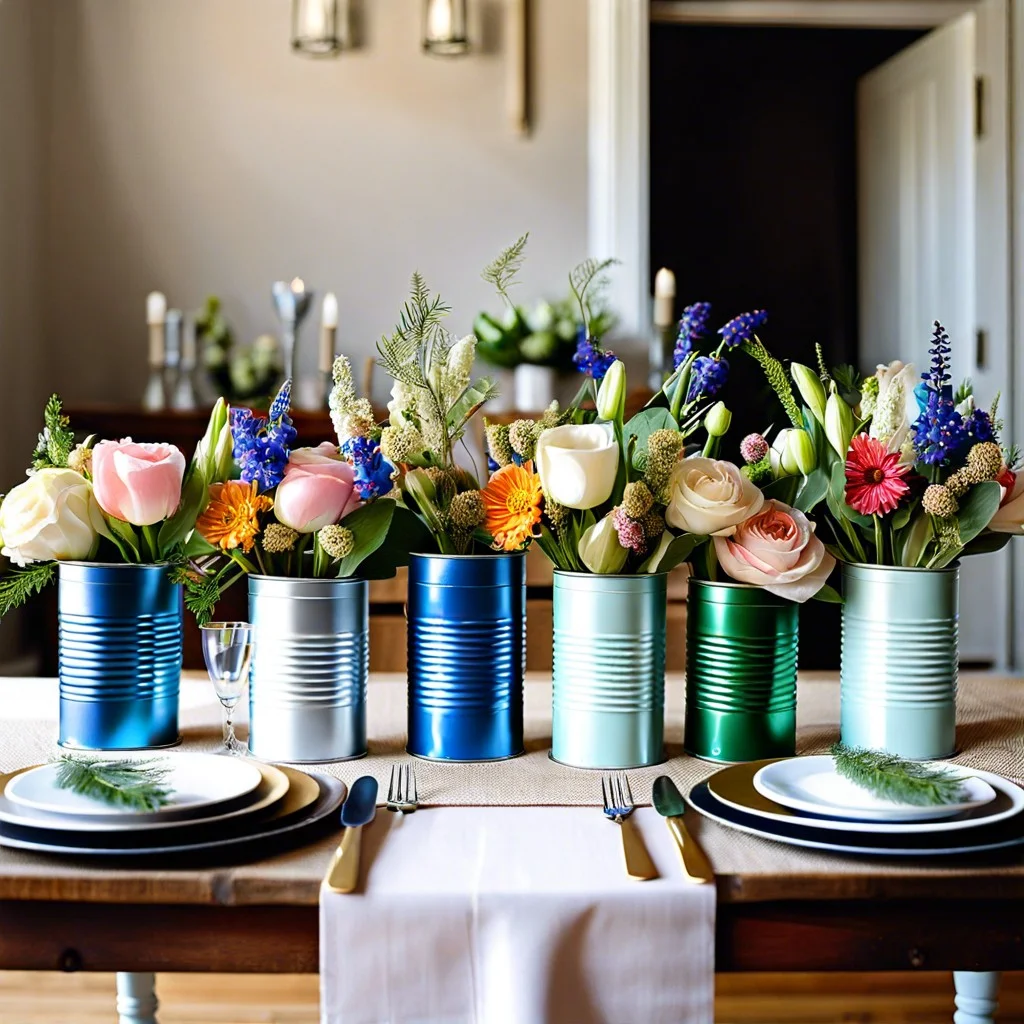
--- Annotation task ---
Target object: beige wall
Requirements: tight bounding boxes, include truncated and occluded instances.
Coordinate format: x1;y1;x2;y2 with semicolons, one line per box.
42;0;590;406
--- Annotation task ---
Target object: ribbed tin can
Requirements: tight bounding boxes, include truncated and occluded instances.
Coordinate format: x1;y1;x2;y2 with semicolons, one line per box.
685;580;798;763
551;571;667;769
407;552;525;761
840;562;958;759
248;575;368;763
58;562;182;750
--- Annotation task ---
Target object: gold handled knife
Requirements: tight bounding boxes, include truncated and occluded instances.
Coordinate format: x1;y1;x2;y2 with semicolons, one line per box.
324;775;377;894
652;775;714;884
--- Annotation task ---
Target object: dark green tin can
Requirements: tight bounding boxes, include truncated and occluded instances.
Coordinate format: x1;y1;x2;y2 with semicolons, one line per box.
684;580;798;762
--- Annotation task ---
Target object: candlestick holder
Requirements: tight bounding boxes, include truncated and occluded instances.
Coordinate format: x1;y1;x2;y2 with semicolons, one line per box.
271;278;314;385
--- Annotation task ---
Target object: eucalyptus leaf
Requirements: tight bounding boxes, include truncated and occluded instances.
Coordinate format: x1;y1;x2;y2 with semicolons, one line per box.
623;407;677;470
335;499;396;578
955;481;1001;546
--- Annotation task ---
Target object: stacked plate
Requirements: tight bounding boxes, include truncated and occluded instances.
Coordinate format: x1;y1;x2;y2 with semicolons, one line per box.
689;755;1024;855
0;754;345;858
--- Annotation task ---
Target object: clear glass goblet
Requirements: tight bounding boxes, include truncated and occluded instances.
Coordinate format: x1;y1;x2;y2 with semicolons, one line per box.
200;622;254;756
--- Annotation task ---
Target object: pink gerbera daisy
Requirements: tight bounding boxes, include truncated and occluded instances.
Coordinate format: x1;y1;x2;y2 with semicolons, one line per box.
844;433;910;516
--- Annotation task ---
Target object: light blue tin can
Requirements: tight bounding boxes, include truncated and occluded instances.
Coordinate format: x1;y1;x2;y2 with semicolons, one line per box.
551;571;667;769
840;562;959;759
248;576;368;763
58;562;182;750
407;552;526;762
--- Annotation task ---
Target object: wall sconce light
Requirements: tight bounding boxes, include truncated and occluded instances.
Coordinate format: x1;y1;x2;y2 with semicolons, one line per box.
292;0;349;56
423;0;469;57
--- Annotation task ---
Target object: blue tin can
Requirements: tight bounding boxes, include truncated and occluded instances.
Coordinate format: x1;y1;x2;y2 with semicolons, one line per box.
58;562;182;750
551;571;667;769
407;552;526;761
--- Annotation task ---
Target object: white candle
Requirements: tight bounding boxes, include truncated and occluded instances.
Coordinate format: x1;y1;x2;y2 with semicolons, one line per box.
653;267;676;328
300;0;327;39
146;291;166;367
320;292;338;374
426;0;453;40
146;291;167;325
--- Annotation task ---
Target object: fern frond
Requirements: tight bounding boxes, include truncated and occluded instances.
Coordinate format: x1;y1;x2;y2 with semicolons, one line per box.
482;232;530;306
830;742;967;806
742;340;803;428
32;394;76;470
55;755;173;811
569;257;619;338
815;342;829;380
0;562;56;618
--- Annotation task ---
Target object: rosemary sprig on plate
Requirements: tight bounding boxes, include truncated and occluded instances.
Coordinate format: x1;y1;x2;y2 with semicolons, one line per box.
54;755;174;812
830;743;968;806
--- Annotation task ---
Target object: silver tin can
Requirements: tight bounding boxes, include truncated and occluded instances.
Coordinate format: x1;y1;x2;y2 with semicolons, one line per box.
840;562;959;759
551;571;668;769
248;575;368;762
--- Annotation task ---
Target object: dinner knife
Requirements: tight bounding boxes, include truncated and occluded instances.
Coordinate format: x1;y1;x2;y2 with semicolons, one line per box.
652;776;714;884
324;775;378;894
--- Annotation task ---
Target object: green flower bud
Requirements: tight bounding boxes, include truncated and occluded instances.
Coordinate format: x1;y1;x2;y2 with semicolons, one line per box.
770;429;796;478
785;427;816;476
703;401;732;439
596;359;626;423
791;363;827;426
578;512;628;574
824;389;855;458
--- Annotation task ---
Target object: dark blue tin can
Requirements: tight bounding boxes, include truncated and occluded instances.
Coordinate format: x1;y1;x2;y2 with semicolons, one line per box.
58;563;183;750
407;552;526;761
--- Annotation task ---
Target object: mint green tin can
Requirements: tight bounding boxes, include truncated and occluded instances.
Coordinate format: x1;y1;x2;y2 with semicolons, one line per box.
551;571;667;769
685;580;798;763
840;563;958;760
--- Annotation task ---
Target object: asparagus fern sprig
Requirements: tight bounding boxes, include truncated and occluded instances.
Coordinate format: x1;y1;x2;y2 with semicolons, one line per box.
54;755;174;811
569;257;618;339
32;394;76;470
482;232;529;308
0;562;56;617
830;743;968;806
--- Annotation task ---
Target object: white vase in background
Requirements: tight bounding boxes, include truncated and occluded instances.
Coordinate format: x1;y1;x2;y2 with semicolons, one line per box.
513;363;556;412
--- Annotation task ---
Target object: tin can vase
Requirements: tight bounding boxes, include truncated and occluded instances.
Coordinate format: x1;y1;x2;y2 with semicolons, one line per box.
685;580;798;763
551;571;667;769
58;562;182;750
407;552;525;761
248;576;368;763
840;562;958;759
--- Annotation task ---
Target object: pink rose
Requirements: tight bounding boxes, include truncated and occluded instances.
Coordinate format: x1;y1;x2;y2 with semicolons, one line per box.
91;439;186;526
713;499;835;603
274;442;361;533
989;469;1024;534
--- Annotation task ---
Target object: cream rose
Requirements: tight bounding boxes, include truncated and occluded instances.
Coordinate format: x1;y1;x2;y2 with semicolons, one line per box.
535;424;618;510
664;457;764;536
713;499;836;603
0;469;108;566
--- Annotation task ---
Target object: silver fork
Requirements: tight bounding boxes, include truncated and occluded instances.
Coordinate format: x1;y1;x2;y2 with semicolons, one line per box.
386;763;419;814
601;772;658;881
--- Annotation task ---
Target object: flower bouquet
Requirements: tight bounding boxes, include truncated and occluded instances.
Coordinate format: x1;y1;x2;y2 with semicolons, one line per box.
0;395;231;749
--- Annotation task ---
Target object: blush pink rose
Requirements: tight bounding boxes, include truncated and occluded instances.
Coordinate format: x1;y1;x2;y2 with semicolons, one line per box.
91;439;186;526
713;499;835;603
989;469;1024;533
274;442;362;533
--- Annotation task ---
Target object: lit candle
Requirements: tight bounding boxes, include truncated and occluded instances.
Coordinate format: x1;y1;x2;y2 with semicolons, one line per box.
653;267;676;328
320;292;338;374
426;0;453;41
146;291;166;367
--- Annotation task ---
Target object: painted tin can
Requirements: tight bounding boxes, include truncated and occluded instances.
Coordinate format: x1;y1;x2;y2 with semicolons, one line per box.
58;562;182;750
551;571;667;769
407;552;526;761
840;562;958;759
685;580;798;763
248;575;368;763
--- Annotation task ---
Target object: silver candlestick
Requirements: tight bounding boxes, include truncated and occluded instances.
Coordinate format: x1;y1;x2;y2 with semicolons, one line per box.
271;278;314;385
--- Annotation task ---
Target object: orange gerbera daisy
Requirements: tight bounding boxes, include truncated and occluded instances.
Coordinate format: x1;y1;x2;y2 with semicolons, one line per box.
481;461;542;552
197;480;273;553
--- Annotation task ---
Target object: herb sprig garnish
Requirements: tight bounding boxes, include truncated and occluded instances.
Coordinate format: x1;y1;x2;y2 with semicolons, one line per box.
54;755;174;811
830;743;968;806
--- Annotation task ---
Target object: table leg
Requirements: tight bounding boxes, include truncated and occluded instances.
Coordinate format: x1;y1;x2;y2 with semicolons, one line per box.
953;971;1000;1024
115;971;159;1024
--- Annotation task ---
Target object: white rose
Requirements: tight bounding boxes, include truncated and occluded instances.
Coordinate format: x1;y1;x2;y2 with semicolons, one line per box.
0;469;108;566
535;424;619;510
664;457;764;537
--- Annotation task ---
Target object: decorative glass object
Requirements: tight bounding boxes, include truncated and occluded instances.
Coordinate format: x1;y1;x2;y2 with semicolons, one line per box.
292;0;348;56
201;622;255;756
423;0;469;56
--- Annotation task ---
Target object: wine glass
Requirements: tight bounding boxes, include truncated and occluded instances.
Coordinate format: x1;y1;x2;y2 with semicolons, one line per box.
200;622;254;756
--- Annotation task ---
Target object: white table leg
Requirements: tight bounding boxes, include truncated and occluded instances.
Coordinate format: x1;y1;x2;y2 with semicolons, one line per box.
115;971;159;1024
954;971;1001;1024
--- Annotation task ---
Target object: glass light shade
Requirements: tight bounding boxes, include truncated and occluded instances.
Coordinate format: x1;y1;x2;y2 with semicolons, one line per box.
292;0;348;56
423;0;469;56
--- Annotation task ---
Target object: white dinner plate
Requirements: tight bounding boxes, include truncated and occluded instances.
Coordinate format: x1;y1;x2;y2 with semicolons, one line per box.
4;754;263;821
753;755;997;822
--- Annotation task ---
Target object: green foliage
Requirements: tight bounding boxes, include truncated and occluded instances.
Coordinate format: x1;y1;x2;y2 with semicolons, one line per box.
169;564;229;626
157;462;207;557
643;532;699;574
0;562;56;618
481;232;529;306
741;340;803;428
830;364;863;407
623;407;677;472
830;743;967;806
955;481;1002;547
31;395;76;470
447;378;501;437
55;755;174;811
376;272;453;389
335;499;396;578
813;583;843;604
356;504;433;578
961;530;1012;557
954;377;973;405
569;257;618;337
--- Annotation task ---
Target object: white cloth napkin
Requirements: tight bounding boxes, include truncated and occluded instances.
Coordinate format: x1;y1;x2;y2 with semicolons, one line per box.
320;806;715;1024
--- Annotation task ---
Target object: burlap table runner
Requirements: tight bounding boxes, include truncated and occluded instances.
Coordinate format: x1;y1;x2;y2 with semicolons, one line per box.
2;672;1021;807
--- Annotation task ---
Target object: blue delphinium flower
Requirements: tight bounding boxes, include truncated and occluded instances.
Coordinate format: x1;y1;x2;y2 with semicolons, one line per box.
573;333;616;381
687;354;729;401
231;379;296;491
342;436;395;500
718;309;768;349
672;302;712;369
911;323;970;465
965;407;996;445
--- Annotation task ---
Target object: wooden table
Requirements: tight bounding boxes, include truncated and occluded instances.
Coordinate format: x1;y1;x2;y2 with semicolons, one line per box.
1;674;1021;1024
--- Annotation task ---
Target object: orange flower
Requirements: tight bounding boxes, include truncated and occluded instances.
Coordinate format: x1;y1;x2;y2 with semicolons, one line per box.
197;480;273;553
481;461;542;552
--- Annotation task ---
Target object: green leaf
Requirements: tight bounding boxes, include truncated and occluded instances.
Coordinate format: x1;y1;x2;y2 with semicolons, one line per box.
336;499;397;578
446;377;500;436
645;532;700;574
791;468;829;513
356;504;433;578
812;583;843;604
891;502;914;531
955;481;1002;546
827;459;873;528
623;407;677;470
157;464;207;557
104;516;141;562
900;511;933;567
961;529;1013;557
184;531;218;559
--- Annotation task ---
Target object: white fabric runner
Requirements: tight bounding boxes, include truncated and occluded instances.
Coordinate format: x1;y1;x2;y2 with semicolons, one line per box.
320;806;715;1024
